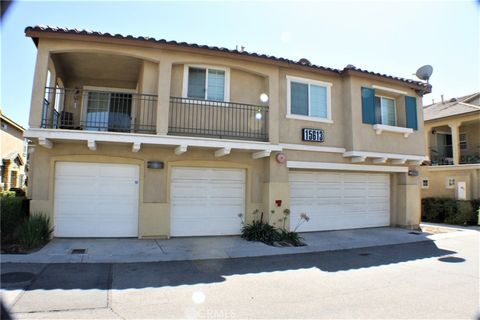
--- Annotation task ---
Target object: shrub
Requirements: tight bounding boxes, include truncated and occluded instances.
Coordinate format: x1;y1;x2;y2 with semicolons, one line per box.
471;199;480;224
422;198;479;225
1;197;30;242
278;229;305;246
9;188;26;197
241;209;310;246
19;214;53;250
444;201;473;225
0;191;16;198
241;219;280;245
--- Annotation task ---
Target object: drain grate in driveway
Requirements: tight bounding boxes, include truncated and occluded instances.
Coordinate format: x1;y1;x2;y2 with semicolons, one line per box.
1;272;35;283
359;253;371;256
409;231;421;235
71;249;87;254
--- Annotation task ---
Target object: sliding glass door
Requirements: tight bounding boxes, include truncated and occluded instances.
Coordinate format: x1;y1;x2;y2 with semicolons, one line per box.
84;91;132;132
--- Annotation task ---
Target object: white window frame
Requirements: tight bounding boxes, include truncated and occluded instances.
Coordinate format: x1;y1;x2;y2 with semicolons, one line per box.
286;75;333;124
421;178;429;189
81;86;137;127
182;64;230;102
376;95;397;126
459;133;467;150
446;177;456;189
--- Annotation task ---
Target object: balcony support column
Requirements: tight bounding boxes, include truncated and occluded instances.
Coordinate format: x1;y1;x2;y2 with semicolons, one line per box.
30;45;50;129
448;123;460;165
267;70;279;144
156;59;172;135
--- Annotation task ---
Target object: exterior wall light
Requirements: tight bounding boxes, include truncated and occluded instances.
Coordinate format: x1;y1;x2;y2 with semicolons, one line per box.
255;109;263;120
260;93;269;103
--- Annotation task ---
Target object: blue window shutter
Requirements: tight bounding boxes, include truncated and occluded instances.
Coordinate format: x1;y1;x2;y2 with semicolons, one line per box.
361;87;376;124
405;96;418;130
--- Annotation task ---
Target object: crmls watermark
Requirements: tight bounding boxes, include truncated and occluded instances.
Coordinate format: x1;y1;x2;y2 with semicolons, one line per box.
184;307;236;319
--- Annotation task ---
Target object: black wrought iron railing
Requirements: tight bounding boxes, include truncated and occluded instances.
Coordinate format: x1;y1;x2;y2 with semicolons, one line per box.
168;97;269;141
41;87;157;134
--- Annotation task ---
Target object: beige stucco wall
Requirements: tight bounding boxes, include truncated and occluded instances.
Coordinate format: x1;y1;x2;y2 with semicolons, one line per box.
29;142;268;238
29;144;421;237
344;76;425;155
420;167;480;200
1;120;24;159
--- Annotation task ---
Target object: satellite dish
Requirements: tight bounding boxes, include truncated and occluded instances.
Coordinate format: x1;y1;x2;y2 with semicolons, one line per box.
415;65;433;83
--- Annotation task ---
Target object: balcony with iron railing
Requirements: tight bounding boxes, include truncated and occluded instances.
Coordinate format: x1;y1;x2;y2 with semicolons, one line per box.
40;88;270;142
168;97;269;142
41;87;157;134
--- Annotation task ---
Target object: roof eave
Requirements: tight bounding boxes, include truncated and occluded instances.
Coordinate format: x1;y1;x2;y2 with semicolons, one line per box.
424;109;480;122
342;69;431;93
24;26;431;92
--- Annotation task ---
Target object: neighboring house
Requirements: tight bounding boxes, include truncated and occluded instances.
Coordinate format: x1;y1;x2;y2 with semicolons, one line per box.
24;25;431;238
420;93;480;200
1;110;26;190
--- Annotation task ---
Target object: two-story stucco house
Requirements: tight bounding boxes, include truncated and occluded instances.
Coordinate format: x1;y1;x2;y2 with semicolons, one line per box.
1;110;26;190
24;26;431;238
420;93;480;200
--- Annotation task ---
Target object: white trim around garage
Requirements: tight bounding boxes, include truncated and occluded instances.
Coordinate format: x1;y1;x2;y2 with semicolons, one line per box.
286;161;409;173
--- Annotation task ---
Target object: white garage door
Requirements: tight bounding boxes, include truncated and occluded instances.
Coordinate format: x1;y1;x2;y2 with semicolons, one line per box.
289;171;390;232
54;162;139;237
171;167;245;236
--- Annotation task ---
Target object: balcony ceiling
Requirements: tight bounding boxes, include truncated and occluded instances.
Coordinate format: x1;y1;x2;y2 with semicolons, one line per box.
52;52;141;84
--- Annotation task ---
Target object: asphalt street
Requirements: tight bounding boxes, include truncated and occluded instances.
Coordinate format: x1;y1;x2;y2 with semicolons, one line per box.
1;232;478;319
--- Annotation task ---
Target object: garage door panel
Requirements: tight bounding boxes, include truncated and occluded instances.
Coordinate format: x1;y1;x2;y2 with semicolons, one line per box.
54;162;139;238
99;165;137;178
55;163;99;177
100;183;137;196
290;172;390;232
171;167;245;236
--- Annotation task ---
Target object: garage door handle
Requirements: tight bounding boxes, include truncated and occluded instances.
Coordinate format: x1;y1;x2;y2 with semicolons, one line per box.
134;180;138;184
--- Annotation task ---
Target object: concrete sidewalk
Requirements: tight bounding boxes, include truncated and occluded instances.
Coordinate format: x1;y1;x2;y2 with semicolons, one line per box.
1;226;476;263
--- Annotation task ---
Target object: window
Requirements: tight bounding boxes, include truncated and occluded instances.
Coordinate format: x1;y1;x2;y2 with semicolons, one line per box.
375;96;396;126
421;178;429;189
460;133;467;150
287;76;332;122
184;66;229;101
447;177;456;189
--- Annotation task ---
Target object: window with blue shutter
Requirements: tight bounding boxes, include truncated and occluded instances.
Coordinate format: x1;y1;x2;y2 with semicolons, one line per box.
361;87;376;124
405;96;418;130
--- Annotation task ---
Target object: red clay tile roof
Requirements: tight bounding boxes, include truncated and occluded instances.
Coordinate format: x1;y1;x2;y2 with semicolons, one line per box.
25;25;431;92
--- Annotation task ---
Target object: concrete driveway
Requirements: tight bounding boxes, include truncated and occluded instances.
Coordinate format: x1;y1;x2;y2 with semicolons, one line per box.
1;229;478;319
0;226;464;263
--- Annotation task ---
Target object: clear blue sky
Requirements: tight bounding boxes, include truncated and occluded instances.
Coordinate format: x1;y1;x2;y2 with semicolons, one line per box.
1;0;479;127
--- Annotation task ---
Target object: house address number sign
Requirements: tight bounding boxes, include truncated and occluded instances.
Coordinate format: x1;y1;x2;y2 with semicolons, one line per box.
302;128;325;142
